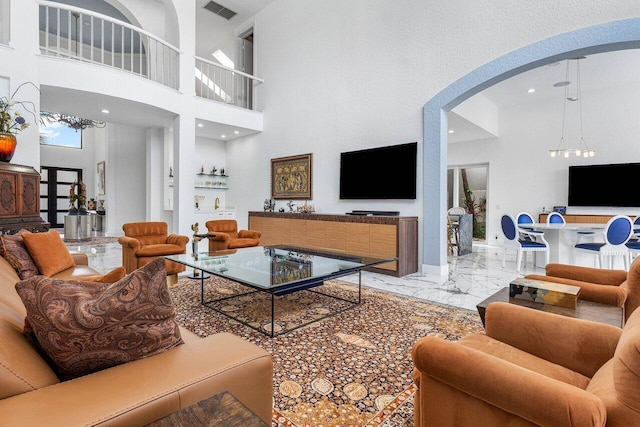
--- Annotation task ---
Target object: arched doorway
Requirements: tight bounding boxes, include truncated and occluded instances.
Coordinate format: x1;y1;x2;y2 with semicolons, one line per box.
422;17;640;276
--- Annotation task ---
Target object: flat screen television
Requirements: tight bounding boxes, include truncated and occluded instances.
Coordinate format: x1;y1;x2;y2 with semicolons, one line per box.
340;142;417;199
568;162;640;207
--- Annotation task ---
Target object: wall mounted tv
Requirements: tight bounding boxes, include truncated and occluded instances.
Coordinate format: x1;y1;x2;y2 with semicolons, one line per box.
340;142;417;200
568;162;640;207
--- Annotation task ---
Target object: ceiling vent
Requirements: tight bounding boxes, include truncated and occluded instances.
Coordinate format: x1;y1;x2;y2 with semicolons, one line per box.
204;1;237;20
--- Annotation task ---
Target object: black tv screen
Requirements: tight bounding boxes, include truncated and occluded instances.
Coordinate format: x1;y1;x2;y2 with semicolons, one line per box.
340;142;417;199
568;163;640;207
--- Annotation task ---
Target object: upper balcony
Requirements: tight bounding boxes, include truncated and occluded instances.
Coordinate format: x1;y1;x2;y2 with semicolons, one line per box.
36;1;263;113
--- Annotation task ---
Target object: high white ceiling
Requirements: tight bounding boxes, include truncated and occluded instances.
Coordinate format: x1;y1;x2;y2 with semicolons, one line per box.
448;48;640;142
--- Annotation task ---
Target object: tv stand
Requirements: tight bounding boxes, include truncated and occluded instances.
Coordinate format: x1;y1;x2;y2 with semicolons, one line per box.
248;212;418;277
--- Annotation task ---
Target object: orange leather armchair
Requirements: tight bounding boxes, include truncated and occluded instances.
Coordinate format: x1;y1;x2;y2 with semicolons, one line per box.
205;220;261;251
118;222;189;282
412;301;640;427
525;255;640;322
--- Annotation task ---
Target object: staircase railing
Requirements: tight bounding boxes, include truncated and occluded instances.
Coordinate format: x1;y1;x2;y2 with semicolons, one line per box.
37;1;180;90
195;56;263;110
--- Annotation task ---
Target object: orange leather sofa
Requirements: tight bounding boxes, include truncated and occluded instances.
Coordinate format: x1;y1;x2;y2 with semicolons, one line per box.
525;255;640;321
0;253;273;425
118;222;189;282
412;301;640;426
205;219;261;251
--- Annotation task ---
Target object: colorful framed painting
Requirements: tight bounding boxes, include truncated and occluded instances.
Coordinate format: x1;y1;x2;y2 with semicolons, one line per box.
271;153;312;200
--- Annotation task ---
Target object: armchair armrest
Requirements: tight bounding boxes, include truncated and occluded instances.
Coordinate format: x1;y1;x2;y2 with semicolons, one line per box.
485;302;621;377
239;230;261;239
166;234;189;248
546;263;627;286
69;251;88;266
118;236;141;251
412;337;607;427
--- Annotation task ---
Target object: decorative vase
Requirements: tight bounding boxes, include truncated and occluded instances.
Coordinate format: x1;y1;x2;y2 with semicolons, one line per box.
0;133;17;162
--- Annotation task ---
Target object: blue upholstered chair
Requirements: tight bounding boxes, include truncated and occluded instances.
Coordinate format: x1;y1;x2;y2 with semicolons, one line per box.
516;212;535;228
501;214;549;272
573;215;633;270
546;212;566;224
627;216;640;262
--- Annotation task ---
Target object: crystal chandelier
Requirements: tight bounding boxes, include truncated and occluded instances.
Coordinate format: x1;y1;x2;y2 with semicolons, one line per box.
41;111;106;131
549;57;595;158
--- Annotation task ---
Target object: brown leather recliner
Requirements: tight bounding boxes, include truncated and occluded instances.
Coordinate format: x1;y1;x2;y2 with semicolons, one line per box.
118;222;189;281
412;301;640;427
205;219;261;251
525;255;640;322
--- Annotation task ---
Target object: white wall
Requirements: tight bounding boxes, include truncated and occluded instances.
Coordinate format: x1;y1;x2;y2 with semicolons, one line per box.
225;0;640;264
105;123;146;233
449;82;640;245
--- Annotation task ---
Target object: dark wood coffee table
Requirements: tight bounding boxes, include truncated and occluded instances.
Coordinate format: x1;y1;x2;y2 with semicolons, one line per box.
145;390;267;426
476;287;623;328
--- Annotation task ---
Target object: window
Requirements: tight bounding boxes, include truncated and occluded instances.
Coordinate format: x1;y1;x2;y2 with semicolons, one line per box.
40;121;82;149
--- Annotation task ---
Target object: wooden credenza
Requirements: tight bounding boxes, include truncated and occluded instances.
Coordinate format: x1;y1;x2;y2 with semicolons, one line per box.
538;214;616;224
0;162;49;234
248;212;418;277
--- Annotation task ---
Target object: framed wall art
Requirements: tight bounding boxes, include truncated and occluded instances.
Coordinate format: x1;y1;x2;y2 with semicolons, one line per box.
271;153;312;200
97;161;105;195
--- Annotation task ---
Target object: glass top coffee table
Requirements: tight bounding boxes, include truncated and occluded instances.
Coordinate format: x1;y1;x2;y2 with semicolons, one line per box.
166;245;396;337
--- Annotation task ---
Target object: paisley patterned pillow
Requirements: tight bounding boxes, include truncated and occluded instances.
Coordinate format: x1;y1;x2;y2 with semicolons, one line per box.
15;258;183;380
0;230;40;279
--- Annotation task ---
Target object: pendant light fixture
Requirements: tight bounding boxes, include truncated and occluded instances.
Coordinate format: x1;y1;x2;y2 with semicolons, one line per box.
549;57;595;158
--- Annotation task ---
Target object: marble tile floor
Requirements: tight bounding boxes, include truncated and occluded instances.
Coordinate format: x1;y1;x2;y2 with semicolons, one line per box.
70;237;547;312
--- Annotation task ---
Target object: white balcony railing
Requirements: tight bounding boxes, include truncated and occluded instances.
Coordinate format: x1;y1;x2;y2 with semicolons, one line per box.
195;56;263;110
38;1;179;90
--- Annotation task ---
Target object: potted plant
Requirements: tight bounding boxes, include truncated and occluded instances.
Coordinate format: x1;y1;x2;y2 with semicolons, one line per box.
0;82;39;162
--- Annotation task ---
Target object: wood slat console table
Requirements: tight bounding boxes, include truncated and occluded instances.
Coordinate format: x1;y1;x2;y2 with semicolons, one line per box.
248;212;418;277
539;214;615;224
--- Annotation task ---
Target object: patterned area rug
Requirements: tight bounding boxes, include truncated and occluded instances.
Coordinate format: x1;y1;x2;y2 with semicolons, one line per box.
170;276;484;426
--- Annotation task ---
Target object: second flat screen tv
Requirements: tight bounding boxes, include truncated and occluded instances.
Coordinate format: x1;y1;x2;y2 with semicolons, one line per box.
340;142;417;199
568;162;640;207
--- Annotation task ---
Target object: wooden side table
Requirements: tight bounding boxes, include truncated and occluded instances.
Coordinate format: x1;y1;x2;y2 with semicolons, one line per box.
145;390;268;427
477;287;623;328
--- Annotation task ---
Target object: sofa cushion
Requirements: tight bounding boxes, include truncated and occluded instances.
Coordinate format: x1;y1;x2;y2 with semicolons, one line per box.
15;258;183;380
136;243;185;257
22;230;75;277
0;302;60;399
459;334;591;389
0;230;40;280
81;266;127;283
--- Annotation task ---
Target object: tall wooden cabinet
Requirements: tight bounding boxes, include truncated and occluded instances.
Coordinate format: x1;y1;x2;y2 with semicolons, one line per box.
0;162;49;234
248;212;418;277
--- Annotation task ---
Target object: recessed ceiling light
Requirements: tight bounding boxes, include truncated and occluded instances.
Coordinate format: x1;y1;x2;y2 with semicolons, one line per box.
197;123;203;128
101;109;110;114
221;134;226;138
448;130;454;134
234;130;239;134
527;88;535;93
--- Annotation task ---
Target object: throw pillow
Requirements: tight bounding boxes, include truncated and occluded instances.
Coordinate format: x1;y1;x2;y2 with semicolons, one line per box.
15;258;183;380
22;230;75;277
0;230;40;279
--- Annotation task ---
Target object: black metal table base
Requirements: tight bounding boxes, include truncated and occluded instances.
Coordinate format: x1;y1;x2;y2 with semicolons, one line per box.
194;271;362;337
